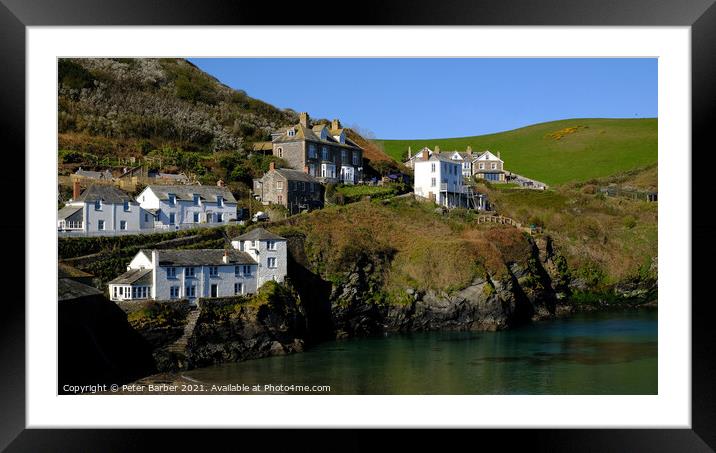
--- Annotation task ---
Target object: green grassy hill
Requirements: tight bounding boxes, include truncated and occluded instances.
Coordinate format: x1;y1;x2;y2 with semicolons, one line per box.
377;118;657;186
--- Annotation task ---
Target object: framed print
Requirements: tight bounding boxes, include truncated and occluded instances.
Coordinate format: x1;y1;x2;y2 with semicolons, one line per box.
4;0;715;450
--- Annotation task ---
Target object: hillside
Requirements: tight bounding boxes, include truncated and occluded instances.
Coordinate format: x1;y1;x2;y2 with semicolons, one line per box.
376;118;657;185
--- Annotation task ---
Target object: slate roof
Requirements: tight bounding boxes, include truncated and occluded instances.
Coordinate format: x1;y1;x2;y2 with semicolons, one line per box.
272;123;361;150
75;168;113;180
57;205;83;220
74;185;135;204
274;168;320;183
139;249;257;266
156;173;189;182
58;278;103;302
232;227;286;242
108;268;153;285
146;185;237;204
429;153;462;164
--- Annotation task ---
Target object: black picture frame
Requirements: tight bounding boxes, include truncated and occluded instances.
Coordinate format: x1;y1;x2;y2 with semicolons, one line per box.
3;0;714;450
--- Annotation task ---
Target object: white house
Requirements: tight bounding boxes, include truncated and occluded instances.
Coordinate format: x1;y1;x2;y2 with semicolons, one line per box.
57;183;154;233
109;227;287;304
404;146;433;169
413;152;468;208
136;183;238;228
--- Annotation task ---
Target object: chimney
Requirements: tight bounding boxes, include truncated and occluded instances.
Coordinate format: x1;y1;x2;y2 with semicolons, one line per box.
466;145;472;154
151;250;158;265
434;145;440;154
303;165;309;174
408;146;412;159
217;179;225;187
72;180;81;199
497;151;501;160
269;162;275;171
331;119;341;130
299;112;309;127
423;150;431;161
223;249;229;264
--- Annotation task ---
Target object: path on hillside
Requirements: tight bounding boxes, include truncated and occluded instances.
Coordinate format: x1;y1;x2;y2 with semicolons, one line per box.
167;307;201;354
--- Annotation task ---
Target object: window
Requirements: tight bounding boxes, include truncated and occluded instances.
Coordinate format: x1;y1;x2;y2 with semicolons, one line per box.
431;178;436;187
276;181;283;190
209;266;219;277
277;147;283;157
193;212;199;223
267;240;276;250
267;257;277;269
193;194;200;206
252;240;258;249
217;196;223;207
287;128;295;136
322;147;329;161
166;267;177;279
119;287;123;296
185;267;195;278
277;194;283;204
341;150;348;161
170;286;180;299
299;182;304;191
308;144;317;158
235;266;241;276
123;200;130;212
309;163;317;176
243;265;252;276
310;183;315;193
120;220;127;230
142;287;148;298
169;213;175;225
353;153;360;165
144;213;149;222
168;194;176;206
97;220;105;230
234;283;243;295
431;163;436;173
210;284;218;298
113;287;117;299
186;285;196;298
94;199;102;210
479;163;485;170
491;163;497;170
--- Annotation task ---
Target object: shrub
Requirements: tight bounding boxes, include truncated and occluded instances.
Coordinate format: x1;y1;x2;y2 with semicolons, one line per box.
623;215;637;229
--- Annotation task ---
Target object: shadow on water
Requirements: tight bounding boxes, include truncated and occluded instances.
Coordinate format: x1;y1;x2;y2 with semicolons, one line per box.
185;308;657;395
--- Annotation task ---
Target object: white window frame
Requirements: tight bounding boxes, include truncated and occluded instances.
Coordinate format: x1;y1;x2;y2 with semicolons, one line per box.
169;212;175;225
267;257;277;269
276;181;283;190
166;267;177;279
209;266;219;277
97;220;105;230
120;220;127;230
123;200;130;212
234;283;243;295
431;163;436;173
267;240;276;251
95;199;103;211
491;163;497;170
193;212;200;223
431;178;436;187
243;265;252;276
185;267;195;278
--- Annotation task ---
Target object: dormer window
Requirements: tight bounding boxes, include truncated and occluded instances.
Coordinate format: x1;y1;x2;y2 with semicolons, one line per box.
168;194;176;206
287;128;295;137
217;196;223;207
193;194;200;206
123;200;130;212
94;199;103;211
322;147;329;161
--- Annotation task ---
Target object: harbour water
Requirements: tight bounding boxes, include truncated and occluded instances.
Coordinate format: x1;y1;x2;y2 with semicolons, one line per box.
184;310;657;394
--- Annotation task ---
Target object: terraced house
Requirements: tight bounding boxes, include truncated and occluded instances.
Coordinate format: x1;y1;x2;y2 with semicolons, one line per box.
271;112;363;184
109;228;287;304
57;183;154;233
136;183;238;228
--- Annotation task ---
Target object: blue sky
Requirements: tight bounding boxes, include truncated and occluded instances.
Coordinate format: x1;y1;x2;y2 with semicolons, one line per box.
188;58;657;140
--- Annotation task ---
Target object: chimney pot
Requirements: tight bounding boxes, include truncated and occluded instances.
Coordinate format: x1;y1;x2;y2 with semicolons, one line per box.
408;146;412;159
269;162;275;171
434;145;440;154
331;119;341;130
72;180;81;199
217;179;224;187
299;112;309;127
223;249;229;263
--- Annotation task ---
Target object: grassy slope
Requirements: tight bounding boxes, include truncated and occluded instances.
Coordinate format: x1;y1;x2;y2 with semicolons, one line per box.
376;118;657;186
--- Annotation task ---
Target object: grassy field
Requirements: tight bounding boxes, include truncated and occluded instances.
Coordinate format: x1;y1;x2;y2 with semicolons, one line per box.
376;118;657;186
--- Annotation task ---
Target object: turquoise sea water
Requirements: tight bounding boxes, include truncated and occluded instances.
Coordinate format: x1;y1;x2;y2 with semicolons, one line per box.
184;310;657;395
